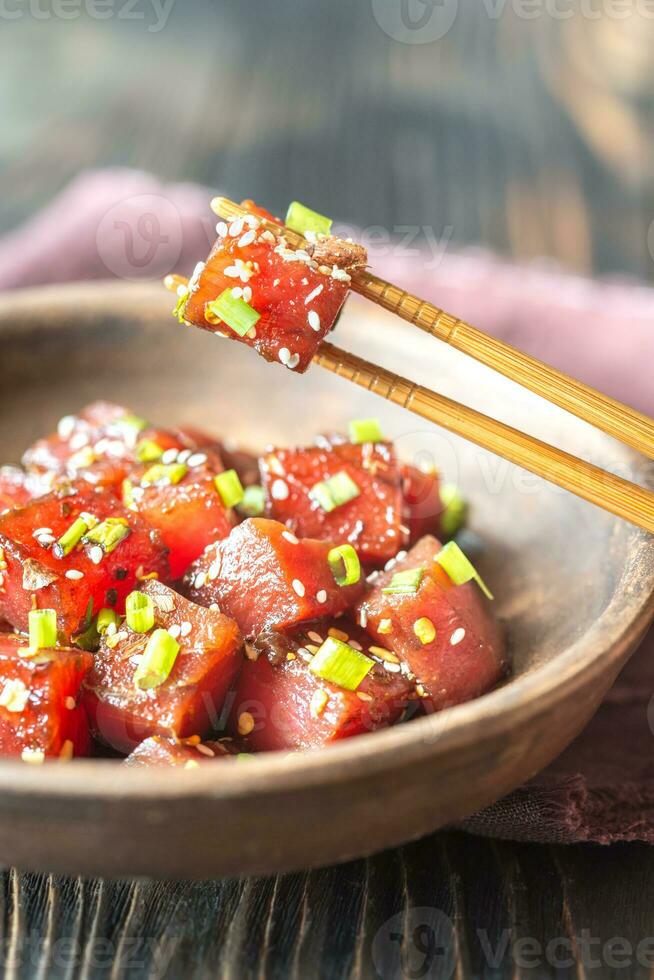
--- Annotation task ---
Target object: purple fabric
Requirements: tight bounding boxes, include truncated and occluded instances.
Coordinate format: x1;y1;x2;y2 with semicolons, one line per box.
3;168;654;844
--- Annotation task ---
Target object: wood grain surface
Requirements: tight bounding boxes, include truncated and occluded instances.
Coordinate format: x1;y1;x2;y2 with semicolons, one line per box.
1;1;654;975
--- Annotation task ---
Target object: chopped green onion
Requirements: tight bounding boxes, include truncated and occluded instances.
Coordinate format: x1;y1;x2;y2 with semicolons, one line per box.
286;201;333;237
126;591;155;633
382;566;425;595
327;544;361;586
214;469;245;508
117;413;148;436
136;439;164;463
54;516;90;558
310;471;360;513
309;636;374;691
28;609;57;651
97;608;119;635
348;418;384;445
134;628;179;690
435;541;493;600
141;463;188;486
173;293;188;324
237;485;265;518
440;484;467;538
206;289;260;338
83;518;131;555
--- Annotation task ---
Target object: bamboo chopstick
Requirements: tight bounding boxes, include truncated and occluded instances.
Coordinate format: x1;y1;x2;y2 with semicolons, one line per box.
314;342;654;535
211;197;654;461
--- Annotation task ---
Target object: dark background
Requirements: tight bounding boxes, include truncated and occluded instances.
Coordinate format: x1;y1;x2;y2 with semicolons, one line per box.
2;1;654;976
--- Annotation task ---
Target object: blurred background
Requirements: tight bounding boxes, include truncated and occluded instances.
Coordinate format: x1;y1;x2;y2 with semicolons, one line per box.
1;0;653;279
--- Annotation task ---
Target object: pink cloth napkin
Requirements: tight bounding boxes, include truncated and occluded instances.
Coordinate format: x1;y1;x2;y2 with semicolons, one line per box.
3;168;654;843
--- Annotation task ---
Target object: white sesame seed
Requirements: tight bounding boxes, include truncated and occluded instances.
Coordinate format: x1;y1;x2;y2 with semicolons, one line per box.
292;579;306;598
33;527;53;537
383;661;401;673
282;531;298;545
271;479;289;501
231;286;243;299
88;546;103;566
177;449;192;464
194;572;207;589
307;630;323;644
36;534;55;547
69;431;89;451
349;640;363;651
161;448;178;464
187;453;207;468
359;609;368;628
208;561;220;581
209;603;219;612
216;221;228;238
106;622;117;637
278;347;291;365
229;219;244;237
304;284;324;305
180;621;192;637
195;743;215;757
242;286;252;302
286;353;300;370
450;627;466;646
238;230;256;248
57;415;76;440
273;278;280;287
316;590;328;604
297;648;313;662
224;265;241;278
65;569;84;580
65;696;76;710
168;624;182;639
307;310;321;332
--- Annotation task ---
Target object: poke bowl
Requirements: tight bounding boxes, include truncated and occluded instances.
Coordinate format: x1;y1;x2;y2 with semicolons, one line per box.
0;279;652;879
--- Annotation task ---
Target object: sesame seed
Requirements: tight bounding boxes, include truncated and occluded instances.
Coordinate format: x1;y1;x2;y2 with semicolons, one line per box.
69;431;89;451
359;609;368;628
349;640;363;651
383;661;401;673
231;286;243;299
229;219;244;237
216;221;228;237
316;590;327;604
278;347;291;365
357;691;373;702
208;561;220;581
304;284;324;305
65;569;84;580
450;627;466;646
310;689;329;718
65;696;76;710
238;711;255;735
224;265;241;278
209;603;219;611
57;415;76;440
161;448;179;464
88;546;103;566
168;624;182;639
307;630;323;644
187;453;207;468
271;479;289;501
180;621;192;638
328;627;349;642
106;622;117;637
282;531;299;545
194;572;207;589
369;645;395;661
242;286;252;302
33;528;53;537
238;230;256;248
307;310;321;332
292;579;306;597
195;743;215;757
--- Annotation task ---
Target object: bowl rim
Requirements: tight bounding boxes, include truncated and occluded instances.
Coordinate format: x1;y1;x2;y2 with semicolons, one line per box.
1;281;653;803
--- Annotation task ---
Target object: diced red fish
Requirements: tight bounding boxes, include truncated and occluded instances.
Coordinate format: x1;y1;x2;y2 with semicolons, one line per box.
229;619;414;751
181;213;351;373
402;464;443;544
356;536;505;712
0;634;92;760
261;441;407;564
185;518;365;637
0;486;169;637
83;580;242;753
124;734;239;767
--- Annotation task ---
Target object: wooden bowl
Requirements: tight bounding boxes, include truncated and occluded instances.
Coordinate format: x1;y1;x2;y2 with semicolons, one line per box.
0;281;653;879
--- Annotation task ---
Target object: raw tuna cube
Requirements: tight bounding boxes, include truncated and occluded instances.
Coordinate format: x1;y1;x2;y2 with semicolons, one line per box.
260;441;408;564
185;518;365;637
0;633;92;760
124;734;239;767
356;536;506;712
83;580;242;753
123;446;235;579
229;618;414;751
0;468;34;514
180;210;356;373
0;486;169;637
402;464;443;544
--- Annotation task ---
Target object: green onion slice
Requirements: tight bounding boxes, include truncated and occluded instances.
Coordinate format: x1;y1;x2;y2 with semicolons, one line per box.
348;418;384;445
309;636;374;691
206;289;260;338
286;201;333;237
136;439;164;463
97;608;119;635
439;483;467;538
54;516;90;558
382;566;424;595
141;463;188;486
327;544;361;587
236;485;265;518
310;471;360;513
126;592;155;634
435;541;493;599
173;293;188;324
134;628;180;690
28;608;57;651
83;518;131;555
214;469;245;508
116;413;148;437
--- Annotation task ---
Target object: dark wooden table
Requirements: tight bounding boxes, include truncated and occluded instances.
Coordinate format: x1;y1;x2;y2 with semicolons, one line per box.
2;2;654;975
